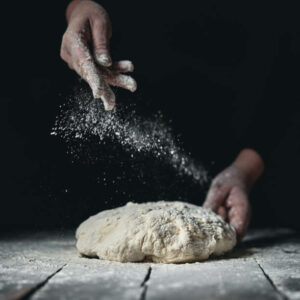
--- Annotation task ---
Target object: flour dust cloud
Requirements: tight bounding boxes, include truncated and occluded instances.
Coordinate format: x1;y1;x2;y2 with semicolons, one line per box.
51;89;208;184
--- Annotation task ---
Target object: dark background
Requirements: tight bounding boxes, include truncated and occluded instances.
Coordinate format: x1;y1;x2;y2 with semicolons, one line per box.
1;1;300;230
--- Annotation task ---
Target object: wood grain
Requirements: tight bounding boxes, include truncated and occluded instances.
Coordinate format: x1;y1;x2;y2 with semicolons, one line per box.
0;229;299;300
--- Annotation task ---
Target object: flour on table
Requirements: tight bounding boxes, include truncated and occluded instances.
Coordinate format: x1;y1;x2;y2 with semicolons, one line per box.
76;201;236;263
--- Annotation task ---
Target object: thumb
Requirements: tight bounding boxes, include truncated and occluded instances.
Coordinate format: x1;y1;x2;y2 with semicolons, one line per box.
91;18;112;67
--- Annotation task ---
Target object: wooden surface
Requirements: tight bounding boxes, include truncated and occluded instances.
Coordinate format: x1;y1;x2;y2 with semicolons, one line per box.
0;229;299;300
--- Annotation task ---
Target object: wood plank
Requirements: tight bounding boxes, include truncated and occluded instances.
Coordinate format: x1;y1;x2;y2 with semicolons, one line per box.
1;229;299;300
31;258;149;300
0;231;69;300
146;257;283;300
254;234;300;300
0;231;149;300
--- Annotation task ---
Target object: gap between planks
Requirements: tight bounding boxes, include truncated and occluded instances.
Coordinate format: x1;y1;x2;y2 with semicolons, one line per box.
254;258;289;300
6;264;67;300
140;266;152;300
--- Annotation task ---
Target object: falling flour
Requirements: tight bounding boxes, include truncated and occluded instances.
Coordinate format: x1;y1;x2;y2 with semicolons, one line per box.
51;89;208;184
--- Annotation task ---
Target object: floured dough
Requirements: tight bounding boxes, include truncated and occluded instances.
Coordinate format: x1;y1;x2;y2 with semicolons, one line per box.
76;201;236;263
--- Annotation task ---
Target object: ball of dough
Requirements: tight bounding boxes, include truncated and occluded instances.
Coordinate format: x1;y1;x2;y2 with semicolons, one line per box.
76;201;236;263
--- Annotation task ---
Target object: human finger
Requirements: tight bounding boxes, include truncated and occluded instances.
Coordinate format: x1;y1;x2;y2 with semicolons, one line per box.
91;14;112;67
203;180;230;211
227;190;250;239
112;60;134;73
106;74;137;92
71;35;115;110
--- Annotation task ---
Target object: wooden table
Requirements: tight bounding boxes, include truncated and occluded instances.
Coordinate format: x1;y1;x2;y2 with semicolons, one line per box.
0;229;299;300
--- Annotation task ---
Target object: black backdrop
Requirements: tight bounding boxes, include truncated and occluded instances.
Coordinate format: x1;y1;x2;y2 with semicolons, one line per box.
1;1;300;230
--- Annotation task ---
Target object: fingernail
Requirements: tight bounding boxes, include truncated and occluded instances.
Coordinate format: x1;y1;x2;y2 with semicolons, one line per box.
97;54;112;67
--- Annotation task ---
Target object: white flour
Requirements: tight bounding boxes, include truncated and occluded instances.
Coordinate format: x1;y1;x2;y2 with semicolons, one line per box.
76;201;236;263
51;89;208;183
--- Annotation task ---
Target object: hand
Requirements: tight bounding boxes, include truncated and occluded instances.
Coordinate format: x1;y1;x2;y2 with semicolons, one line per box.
203;165;251;239
60;0;137;110
203;149;264;240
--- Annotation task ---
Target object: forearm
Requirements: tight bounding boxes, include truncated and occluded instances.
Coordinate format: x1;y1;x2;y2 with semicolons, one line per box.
232;148;265;190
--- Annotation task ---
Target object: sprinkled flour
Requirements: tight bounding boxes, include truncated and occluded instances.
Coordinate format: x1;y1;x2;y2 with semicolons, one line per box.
51;89;208;184
76;201;237;263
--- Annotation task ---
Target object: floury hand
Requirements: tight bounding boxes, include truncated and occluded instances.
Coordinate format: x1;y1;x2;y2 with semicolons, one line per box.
60;0;137;110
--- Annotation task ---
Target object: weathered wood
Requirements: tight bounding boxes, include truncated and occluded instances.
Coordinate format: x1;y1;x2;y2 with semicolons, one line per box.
253;234;300;300
146;258;282;300
146;229;300;300
0;231;69;300
0;231;149;300
31;259;149;300
0;229;299;300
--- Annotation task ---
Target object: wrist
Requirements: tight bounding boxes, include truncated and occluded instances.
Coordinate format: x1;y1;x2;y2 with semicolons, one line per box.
232;148;264;190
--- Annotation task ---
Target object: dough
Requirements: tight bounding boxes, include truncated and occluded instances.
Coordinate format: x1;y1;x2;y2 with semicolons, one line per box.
76;201;236;263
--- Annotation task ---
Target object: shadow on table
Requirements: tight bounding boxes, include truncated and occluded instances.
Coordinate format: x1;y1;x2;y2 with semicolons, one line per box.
213;228;299;261
241;228;298;248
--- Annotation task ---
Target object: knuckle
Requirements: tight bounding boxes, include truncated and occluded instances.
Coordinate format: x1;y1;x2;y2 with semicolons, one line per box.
67;62;74;70
212;179;222;190
92;15;107;28
60;48;66;60
94;42;108;51
62;31;72;45
60;47;69;62
61;32;77;55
